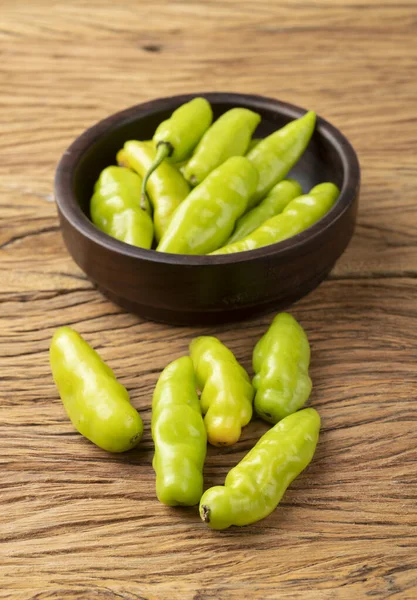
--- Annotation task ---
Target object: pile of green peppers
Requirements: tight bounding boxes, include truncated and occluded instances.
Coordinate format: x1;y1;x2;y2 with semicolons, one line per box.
50;311;321;529
90;97;340;254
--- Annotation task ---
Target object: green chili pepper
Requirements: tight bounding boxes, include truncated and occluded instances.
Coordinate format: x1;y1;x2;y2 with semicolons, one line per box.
116;144;152;170
141;97;213;203
152;356;207;506
90;166;153;249
116;148;131;169
50;327;143;453
253;313;311;424
190;336;254;446
227;179;303;244
183;108;261;186
211;182;339;255
246;111;316;208
123;140;190;242
199;408;320;529
157;156;259;255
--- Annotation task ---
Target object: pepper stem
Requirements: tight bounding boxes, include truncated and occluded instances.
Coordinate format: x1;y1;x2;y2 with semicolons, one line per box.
140;142;172;210
201;504;211;523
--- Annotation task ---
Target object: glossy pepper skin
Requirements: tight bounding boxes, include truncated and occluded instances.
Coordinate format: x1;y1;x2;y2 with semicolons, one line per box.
253;313;312;424
199;408;320;529
116;148;131;169
227;179;302;244
157;156;259;255
190;336;254;446
142;97;213;202
123;140;190;242
90;166;153;249
152;356;207;506
211;182;339;255
50;327;143;453
246;111;316;208
183;108;261;186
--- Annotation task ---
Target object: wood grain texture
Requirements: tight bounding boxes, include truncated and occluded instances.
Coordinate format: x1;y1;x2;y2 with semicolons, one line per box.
0;1;416;598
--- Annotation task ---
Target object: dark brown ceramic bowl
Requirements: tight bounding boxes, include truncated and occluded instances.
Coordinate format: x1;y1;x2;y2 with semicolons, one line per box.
54;92;360;325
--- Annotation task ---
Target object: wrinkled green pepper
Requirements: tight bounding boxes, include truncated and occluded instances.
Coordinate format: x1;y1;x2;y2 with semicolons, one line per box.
199;408;320;529
253;313;312;424
123;140;190;242
227;179;303;244
152;356;207;506
183;108;261;186
50;327;143;453
211;182;339;255
246;111;316;208
90;166;153;249
190;336;254;446
142;97;213;201
157;156;259;255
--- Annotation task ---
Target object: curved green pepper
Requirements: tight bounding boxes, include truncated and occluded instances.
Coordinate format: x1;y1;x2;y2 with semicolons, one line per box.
183;108;261;186
227;179;303;244
142;97;213;201
246;111;316;208
152;356;207;506
90;166;153;249
50;327;143;453
253;312;312;423
211;182;339;255
157;156;259;255
123;140;190;242
190;336;254;446
199;408;320;529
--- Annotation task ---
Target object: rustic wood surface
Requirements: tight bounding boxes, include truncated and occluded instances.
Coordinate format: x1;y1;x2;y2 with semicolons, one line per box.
1;1;416;598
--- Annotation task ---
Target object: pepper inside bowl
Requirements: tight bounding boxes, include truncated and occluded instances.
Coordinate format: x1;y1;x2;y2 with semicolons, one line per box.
54;92;360;325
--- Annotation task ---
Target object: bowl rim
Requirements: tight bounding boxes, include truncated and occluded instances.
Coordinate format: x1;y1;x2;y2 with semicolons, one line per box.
54;92;360;266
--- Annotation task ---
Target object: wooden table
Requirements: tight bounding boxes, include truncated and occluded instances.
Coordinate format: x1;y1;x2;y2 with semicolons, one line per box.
1;1;416;598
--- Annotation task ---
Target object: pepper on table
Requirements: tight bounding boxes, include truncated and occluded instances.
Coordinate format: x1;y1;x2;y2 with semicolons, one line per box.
90;166;153;249
123;140;190;242
211;182;339;255
141;97;213;202
199;408;321;529
49;327;143;453
152;356;207;506
253;312;312;424
190;336;254;446
156;156;259;255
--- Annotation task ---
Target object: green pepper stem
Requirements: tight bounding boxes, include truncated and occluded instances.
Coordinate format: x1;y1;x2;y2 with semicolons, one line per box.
140;142;173;209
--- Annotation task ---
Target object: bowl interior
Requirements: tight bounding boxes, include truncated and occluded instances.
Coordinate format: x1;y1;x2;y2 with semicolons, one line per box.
72;97;345;222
